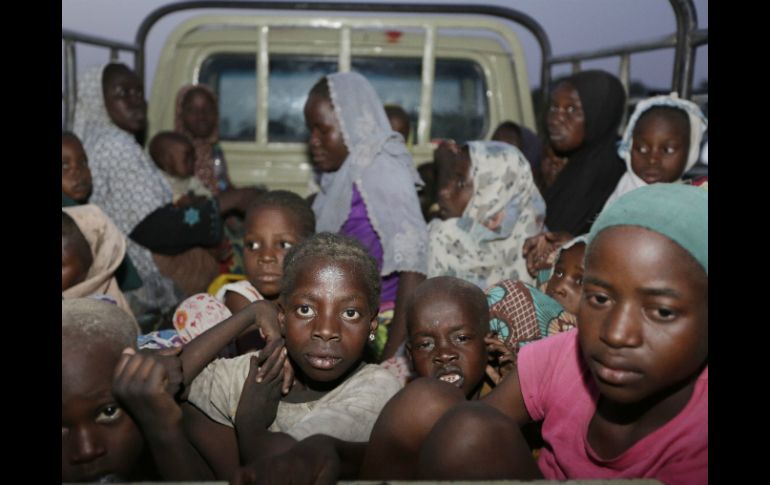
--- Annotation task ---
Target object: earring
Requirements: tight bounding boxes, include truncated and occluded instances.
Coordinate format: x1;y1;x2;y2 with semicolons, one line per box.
369;332;376;342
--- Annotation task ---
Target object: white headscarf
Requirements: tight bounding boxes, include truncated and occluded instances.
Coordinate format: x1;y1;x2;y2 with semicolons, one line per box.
312;72;428;276
427;141;546;289
73;63;179;313
605;93;708;208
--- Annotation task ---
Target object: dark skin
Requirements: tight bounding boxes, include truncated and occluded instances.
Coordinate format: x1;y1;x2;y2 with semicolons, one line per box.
630;108;690;184
522;230;574;277
62;340;149;483
62;136;93;203
196;259;377;480
106;301;288;481
62;235;92;292
579;226;707;458
226;205;305;316
304;90;425;362
181;88;219;140
303;93;349;173
434;140;473;220
102;64;147;135
545;242;586;314
405;276;489;399
546;81;586;155
237;277;496;484
540;143;568;190
491;124;523;148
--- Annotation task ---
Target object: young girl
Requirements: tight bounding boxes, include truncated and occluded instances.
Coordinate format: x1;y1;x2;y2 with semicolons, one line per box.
604;93;708;207
175;84;232;194
183;232;403;479
371;183;707;483
303;72;428;360
172;190;315;353
428;140;545;288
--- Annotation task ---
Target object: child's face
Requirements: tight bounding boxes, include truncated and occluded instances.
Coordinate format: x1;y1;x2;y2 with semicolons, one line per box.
631;110;690;184
545;243;585;314
62;343;144;482
244;205;304;300
102;66;147;134
279;257;377;384
435;141;473;220
62;238;91;292
181;90;217;139
547;82;586;153
164;140;196;178
62;137;93;203
578;226;708;406
407;295;487;398
303;93;349;173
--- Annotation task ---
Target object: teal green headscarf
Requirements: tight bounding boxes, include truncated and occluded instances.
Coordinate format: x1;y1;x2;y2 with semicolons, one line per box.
587;183;707;274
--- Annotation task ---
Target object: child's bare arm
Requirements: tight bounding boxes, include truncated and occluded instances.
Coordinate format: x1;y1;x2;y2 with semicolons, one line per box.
381;271;426;361
112;348;214;480
481;360;532;426
180;301;284;390
181;402;240;480
234;344;295;465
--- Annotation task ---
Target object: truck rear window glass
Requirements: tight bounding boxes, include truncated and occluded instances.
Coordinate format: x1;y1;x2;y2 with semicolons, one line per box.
199;54;488;143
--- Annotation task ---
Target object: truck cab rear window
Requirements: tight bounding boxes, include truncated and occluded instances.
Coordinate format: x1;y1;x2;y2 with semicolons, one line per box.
199;54;488;143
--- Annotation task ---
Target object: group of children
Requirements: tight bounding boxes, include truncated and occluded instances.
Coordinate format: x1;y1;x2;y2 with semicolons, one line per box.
63;64;708;484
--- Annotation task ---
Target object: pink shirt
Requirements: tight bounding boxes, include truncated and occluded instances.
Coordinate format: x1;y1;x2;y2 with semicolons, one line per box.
518;330;708;485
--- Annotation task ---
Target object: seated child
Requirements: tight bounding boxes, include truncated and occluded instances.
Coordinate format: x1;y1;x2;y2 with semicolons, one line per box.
62;298;156;482
172;190;316;355
384;104;411;144
62;206;137;324
523;94;706;279
428;140;545;288
182;233;403;479
148;131;213;205
404;276;490;399
542;235;587;311
491;120;544;176
362;183;708;483
62;132;93;206
226;275;496;483
605;93;707;208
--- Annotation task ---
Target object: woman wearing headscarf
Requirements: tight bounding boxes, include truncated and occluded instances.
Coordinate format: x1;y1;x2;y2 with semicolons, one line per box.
73;63;224;323
427;140;546;289
174;84;232;194
303;71;428;360
523;70;627;277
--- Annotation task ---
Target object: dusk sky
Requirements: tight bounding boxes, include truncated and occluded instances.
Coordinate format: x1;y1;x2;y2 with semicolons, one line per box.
62;0;708;93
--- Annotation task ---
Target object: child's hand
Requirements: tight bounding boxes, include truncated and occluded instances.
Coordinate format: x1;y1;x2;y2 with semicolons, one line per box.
484;334;515;385
112;347;183;432
522;231;572;277
231;435;340;485
138;346;184;396
253;301;295;395
234;340;287;434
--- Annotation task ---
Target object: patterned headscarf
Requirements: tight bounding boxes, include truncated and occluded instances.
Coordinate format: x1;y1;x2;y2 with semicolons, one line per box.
312;72;428;276
73;63;178;314
604;93;708;208
62;204;135;321
427;141;546;289
174;84;228;194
